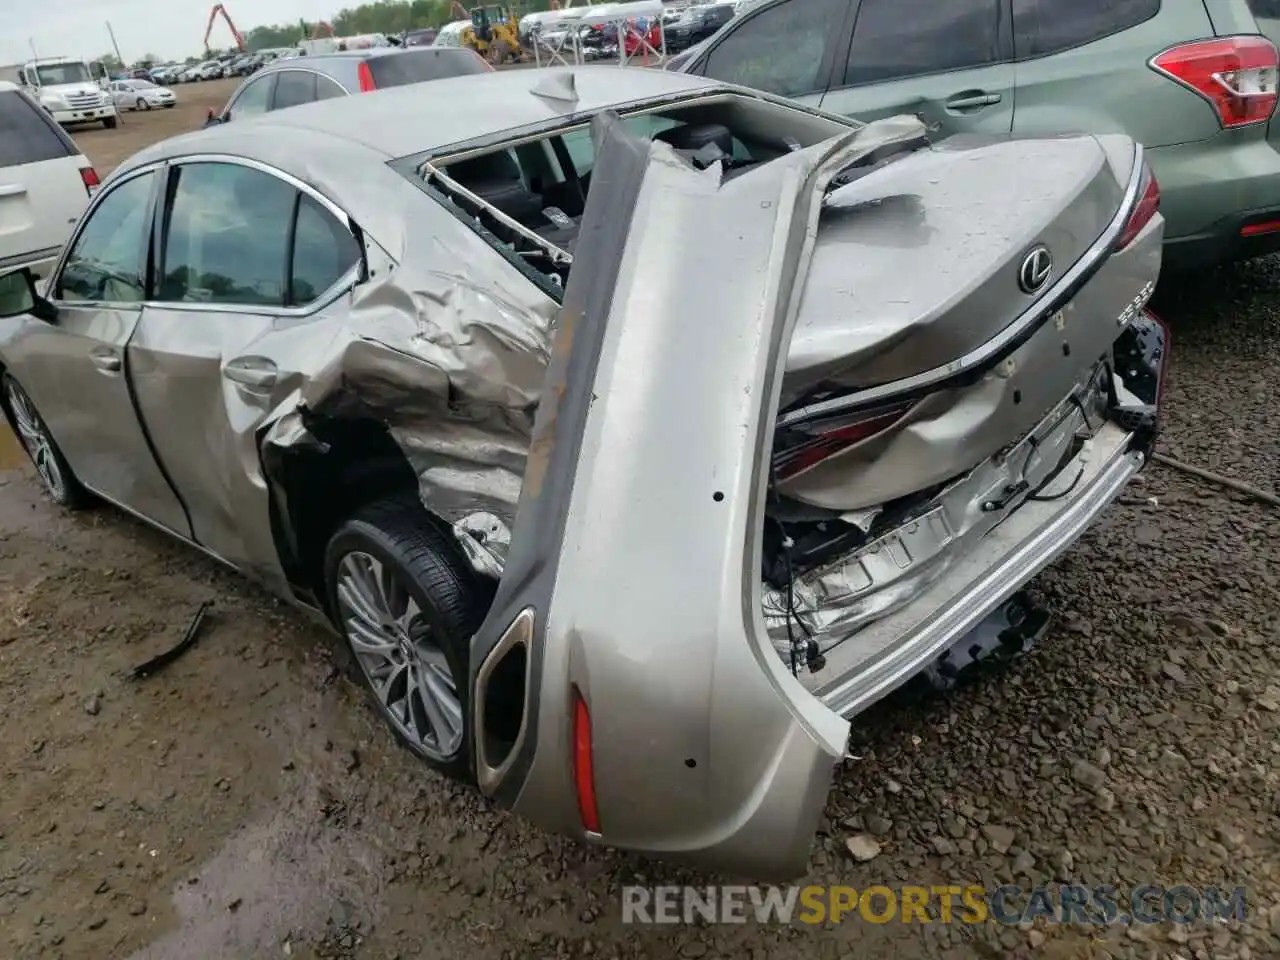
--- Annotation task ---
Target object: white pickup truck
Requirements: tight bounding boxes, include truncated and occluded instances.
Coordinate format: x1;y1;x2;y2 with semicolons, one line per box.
16;57;117;129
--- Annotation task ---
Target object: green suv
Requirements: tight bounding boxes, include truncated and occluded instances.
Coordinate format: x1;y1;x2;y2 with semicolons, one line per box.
672;0;1280;268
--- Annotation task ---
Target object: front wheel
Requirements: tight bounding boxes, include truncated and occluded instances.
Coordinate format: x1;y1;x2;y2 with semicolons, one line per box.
102;116;117;129
325;497;491;779
136;97;150;111
2;375;89;509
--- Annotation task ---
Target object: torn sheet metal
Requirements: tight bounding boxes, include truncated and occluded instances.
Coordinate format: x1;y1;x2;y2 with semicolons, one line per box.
258;114;940;574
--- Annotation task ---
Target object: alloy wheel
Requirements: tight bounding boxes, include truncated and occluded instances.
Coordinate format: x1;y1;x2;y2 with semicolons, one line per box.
335;550;464;761
6;382;66;502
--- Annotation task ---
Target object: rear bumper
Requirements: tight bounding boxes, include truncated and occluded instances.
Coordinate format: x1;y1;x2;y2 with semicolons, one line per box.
1149;134;1280;267
811;419;1143;718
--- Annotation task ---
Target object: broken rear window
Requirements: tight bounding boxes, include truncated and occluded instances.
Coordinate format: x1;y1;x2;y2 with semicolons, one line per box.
413;93;855;298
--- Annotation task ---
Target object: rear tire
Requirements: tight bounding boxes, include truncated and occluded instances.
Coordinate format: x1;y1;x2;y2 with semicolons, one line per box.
324;497;491;780
2;375;90;509
103;116;117;129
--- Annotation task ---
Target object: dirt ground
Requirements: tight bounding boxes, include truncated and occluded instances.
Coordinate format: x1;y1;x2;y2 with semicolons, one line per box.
2;82;1280;960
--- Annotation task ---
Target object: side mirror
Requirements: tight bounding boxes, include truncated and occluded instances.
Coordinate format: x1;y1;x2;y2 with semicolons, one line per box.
0;269;56;323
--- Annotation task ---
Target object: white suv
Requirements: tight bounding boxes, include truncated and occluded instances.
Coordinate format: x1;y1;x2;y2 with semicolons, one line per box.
0;82;99;277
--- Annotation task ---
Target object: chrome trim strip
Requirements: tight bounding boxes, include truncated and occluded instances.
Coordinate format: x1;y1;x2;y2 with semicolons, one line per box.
818;439;1143;719
778;144;1148;427
474;607;535;795
0;248;61;273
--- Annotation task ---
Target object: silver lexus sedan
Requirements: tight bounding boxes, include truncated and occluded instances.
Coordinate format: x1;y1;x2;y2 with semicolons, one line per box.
0;67;1166;878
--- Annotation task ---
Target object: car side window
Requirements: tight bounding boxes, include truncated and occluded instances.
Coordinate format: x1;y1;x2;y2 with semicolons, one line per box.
315;74;347;101
158;162;296;307
290;195;361;305
228;75;272;120
844;0;1003;86
272;70;318;110
57;172;156;304
700;0;841;98
1012;0;1160;59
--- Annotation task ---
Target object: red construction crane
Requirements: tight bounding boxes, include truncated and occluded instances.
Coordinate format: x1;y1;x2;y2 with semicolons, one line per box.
204;4;247;52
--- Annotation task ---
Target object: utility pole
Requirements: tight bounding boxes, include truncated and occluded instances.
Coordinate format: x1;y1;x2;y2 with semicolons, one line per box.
105;21;124;68
28;37;39;59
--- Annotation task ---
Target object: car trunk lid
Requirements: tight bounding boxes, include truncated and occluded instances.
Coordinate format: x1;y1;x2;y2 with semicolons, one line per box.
772;131;1140;511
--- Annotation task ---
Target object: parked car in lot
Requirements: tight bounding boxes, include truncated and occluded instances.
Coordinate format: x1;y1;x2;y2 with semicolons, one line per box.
663;0;736;51
204;46;492;125
671;0;1280;268
108;78;177;111
0;82;99;278
0;67;1166;878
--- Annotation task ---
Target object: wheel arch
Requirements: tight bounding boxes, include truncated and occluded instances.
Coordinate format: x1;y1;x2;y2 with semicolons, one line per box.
261;413;446;619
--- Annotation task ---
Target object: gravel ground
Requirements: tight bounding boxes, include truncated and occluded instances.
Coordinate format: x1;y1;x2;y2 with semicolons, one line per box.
2;114;1279;957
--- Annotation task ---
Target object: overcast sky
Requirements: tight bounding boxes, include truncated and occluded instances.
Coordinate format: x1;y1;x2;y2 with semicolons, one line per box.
1;0;343;66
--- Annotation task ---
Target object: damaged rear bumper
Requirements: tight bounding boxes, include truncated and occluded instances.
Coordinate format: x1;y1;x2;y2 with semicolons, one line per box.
810;416;1142;718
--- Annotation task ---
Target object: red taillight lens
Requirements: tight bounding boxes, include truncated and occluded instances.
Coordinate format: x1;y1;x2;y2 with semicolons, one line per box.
357;61;376;92
1150;35;1279;128
1117;162;1160;250
773;402;913;481
79;166;100;196
572;687;601;834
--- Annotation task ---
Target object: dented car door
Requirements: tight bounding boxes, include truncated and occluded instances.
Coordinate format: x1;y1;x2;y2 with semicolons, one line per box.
467;116;884;879
128;158;360;582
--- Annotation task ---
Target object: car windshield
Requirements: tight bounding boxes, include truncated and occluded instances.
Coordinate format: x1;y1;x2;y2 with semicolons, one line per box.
35;62;92;85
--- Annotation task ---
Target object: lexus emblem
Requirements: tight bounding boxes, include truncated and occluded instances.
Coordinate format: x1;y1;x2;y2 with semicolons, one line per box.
1018;245;1053;294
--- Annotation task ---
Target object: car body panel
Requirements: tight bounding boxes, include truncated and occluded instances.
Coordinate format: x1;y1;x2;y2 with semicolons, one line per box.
471;114;853;878
0;300;191;533
821;62;1015;135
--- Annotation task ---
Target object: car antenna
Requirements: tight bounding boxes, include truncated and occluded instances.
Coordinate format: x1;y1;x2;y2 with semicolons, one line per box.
530;70;578;106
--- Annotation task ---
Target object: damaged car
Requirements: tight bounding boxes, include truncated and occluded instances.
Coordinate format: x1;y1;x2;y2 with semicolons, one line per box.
0;66;1166;879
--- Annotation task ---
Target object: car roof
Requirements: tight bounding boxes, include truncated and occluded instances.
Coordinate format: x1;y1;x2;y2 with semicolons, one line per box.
138;67;722;165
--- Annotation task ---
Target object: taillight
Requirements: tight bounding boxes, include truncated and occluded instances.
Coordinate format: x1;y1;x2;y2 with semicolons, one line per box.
571;687;601;834
1117;161;1160;250
357;61;376;92
79;166;100;196
773;401;913;482
1150;35;1279;128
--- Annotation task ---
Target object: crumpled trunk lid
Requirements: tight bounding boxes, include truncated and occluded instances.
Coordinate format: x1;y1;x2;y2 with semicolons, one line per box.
774;131;1144;512
782;133;1129;399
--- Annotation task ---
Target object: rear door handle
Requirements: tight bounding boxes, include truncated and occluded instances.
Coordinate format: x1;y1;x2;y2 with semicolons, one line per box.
223;356;278;390
945;92;1003;111
89;347;121;372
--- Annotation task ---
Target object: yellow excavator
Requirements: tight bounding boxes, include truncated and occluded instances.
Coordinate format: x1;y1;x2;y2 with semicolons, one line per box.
451;1;522;64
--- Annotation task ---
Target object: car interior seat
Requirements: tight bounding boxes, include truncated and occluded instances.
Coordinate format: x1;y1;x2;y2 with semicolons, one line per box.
447;151;546;228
